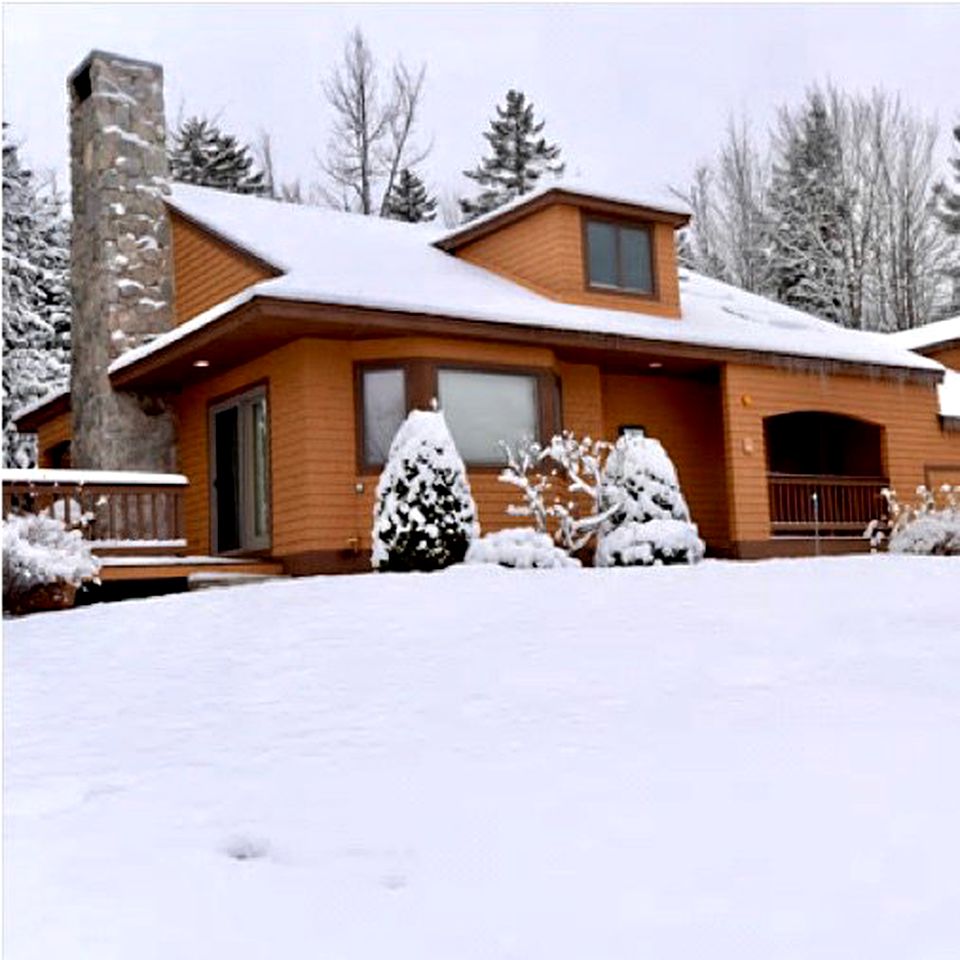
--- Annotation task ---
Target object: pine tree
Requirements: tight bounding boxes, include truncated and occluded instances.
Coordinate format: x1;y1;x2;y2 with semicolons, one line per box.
371;409;478;572
934;124;960;235
382;168;437;223
169;117;268;195
767;92;848;326
2;125;71;468
934;124;960;316
460;89;564;222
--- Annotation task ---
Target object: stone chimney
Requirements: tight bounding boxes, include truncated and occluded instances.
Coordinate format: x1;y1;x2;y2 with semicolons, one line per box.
68;50;176;471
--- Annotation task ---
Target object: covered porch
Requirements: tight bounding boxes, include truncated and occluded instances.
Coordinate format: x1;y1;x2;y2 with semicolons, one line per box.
763;412;888;538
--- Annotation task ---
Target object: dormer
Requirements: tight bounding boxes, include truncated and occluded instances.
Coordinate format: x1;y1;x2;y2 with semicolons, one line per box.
435;185;691;319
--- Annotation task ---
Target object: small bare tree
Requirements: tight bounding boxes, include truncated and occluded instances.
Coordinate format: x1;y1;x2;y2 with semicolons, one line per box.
320;28;429;216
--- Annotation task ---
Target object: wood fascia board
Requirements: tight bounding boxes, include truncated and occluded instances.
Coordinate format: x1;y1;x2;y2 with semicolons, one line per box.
13;391;71;431
109;294;945;392
435;188;690;252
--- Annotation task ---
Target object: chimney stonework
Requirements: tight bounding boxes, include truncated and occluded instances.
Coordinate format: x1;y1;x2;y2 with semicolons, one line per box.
68;51;177;471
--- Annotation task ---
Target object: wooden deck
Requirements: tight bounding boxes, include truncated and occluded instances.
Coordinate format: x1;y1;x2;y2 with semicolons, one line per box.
3;469;286;584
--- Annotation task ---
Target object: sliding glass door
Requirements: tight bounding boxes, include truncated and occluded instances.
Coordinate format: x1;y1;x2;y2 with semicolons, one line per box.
210;387;270;553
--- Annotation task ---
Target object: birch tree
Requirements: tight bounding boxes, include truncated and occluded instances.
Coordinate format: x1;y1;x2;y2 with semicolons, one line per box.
320;28;429;216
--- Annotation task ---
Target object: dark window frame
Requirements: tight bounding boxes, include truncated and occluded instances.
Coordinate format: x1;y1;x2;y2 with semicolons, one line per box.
207;379;272;557
354;358;561;473
581;212;658;299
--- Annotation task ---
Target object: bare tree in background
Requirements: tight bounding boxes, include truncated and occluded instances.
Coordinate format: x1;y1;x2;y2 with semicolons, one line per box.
320;28;429;216
674;85;953;330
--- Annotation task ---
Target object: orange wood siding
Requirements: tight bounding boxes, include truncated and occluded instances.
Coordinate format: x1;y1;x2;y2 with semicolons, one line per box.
720;363;960;544
170;210;274;325
927;344;960;371
36;411;73;466
602;373;730;546
456;202;681;318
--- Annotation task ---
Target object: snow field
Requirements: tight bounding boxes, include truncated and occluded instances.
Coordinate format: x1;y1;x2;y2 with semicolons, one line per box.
4;556;960;959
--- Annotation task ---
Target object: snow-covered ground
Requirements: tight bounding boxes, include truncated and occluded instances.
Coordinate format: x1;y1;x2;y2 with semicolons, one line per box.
4;556;960;959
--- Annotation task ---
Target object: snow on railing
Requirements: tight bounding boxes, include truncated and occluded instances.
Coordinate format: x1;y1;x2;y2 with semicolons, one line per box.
2;468;188;550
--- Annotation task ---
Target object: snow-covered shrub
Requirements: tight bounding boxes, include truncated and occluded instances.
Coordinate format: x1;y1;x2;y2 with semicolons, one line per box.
867;485;960;556
3;513;100;614
465;528;581;569
499;432;615;553
595;433;704;566
595;519;706;567
372;409;479;572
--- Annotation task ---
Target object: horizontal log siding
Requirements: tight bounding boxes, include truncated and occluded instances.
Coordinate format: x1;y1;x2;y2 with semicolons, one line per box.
170;211;274;325
928;344;960;371
456;202;681;318
721;363;960;544
175;340;318;556
36;411;73;466
601;373;730;547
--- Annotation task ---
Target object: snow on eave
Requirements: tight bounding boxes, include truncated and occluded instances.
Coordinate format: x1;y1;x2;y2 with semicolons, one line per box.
109;287;257;375
11;385;71;426
887;315;960;352
435;178;692;249
1;468;189;486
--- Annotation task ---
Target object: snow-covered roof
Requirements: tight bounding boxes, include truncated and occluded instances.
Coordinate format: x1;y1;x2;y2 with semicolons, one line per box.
111;183;944;379
435;176;692;247
887;315;960;351
11;385;70;424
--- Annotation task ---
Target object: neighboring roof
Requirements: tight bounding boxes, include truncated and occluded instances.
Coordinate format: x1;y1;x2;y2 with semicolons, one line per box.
435;178;692;250
887;315;960;353
116;183;937;380
11;386;71;432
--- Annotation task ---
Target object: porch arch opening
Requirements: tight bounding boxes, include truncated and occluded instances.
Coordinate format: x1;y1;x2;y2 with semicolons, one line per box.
763;411;887;537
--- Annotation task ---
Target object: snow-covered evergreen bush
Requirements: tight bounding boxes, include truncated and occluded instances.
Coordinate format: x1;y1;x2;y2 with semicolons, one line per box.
372;409;479;572
2;125;71;467
465;528;581;570
595;433;704;566
867;485;960;556
3;513;100;614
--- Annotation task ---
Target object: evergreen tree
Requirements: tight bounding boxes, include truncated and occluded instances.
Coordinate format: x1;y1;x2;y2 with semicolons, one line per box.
934;124;960;316
595;433;704;567
934;124;960;235
382;168;437;222
169;117;268;195
2;125;71;468
371;409;478;572
767;92;848;326
460;89;564;222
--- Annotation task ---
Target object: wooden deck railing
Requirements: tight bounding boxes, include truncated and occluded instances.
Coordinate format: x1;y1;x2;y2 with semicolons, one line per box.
768;473;888;536
2;469;188;553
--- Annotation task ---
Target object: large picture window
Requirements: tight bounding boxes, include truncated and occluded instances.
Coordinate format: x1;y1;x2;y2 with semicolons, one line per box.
361;367;407;465
357;361;558;470
437;369;538;464
585;218;654;294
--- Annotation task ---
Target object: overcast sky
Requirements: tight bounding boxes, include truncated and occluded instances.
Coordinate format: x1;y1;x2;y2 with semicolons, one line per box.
3;2;958;211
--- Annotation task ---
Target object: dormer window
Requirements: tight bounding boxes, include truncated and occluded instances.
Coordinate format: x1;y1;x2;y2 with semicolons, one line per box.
584;218;654;295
